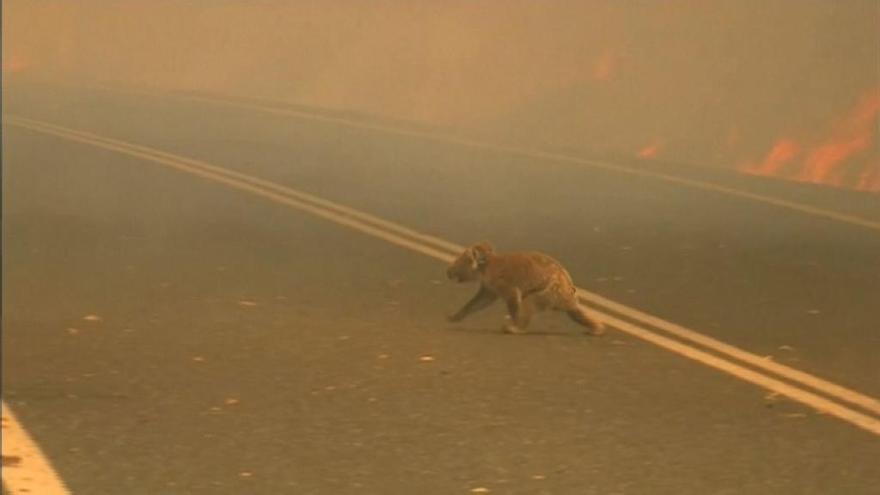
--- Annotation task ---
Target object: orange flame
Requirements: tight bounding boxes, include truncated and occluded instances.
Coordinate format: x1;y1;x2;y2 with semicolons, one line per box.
743;138;800;175
796;90;880;186
740;88;880;191
637;139;663;159
593;50;615;81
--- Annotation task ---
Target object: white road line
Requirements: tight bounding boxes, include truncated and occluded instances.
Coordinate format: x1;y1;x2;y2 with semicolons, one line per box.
170;91;880;233
1;401;71;495
6;115;880;437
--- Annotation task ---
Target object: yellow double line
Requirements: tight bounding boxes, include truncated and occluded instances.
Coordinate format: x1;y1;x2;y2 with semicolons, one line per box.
173;90;880;232
6;115;880;438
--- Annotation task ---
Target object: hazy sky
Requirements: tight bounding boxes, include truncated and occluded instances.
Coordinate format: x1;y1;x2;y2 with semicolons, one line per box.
4;0;878;189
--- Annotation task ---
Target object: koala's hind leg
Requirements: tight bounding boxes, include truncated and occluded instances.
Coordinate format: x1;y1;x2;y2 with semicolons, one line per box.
566;307;606;335
557;292;605;336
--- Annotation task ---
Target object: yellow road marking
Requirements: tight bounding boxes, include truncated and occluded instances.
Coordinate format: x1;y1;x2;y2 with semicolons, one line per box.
172;91;880;232
576;289;880;416
597;314;880;435
6;115;880;439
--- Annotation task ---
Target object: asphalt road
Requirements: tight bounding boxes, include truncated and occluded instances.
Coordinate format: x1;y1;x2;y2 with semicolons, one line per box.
3;83;880;494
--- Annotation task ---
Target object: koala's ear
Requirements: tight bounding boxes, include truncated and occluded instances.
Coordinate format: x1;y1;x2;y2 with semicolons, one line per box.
471;241;494;266
472;241;494;254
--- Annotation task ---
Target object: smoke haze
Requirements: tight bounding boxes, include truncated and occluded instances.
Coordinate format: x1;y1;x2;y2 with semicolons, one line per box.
4;0;878;189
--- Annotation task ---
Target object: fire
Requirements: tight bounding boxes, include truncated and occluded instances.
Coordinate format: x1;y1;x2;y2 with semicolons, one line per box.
741;88;880;191
637;139;663;159
743;138;800;175
796;90;880;186
593;50;615;81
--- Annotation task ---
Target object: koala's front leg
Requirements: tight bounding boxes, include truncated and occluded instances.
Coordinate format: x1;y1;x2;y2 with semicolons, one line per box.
448;286;498;322
500;287;531;334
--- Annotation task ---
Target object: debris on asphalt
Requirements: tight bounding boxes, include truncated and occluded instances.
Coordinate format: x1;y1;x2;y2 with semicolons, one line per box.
419;355;435;362
192;356;206;363
224;398;240;406
237;300;258;307
66;327;81;335
783;412;807;419
83;314;102;322
470;488;490;494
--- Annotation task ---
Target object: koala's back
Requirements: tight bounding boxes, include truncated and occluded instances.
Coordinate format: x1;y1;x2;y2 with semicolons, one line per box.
483;251;575;296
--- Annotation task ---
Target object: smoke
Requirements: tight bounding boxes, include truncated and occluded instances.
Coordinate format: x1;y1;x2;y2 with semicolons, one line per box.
4;0;878;190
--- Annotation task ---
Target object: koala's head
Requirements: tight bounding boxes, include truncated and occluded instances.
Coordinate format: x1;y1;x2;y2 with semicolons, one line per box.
446;241;495;283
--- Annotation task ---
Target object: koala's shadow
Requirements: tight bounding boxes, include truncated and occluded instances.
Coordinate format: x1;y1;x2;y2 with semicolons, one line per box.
445;324;577;337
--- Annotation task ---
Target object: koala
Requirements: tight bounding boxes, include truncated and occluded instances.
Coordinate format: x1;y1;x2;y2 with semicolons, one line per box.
446;241;605;335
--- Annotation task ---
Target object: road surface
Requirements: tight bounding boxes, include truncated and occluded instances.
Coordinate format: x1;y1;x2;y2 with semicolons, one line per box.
3;83;880;494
